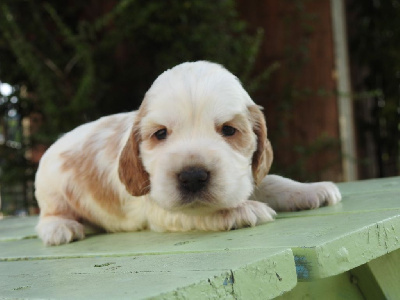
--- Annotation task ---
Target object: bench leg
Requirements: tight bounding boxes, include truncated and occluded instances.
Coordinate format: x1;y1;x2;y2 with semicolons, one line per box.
351;248;400;300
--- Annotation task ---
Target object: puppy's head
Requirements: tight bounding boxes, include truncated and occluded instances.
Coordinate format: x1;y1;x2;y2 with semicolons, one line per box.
119;61;273;213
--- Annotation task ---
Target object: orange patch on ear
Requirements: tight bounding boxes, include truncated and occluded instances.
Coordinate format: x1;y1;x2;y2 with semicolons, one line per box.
118;105;151;196
248;105;273;186
218;115;254;157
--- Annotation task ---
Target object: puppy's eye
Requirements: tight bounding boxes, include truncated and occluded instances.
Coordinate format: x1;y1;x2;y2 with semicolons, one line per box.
154;128;167;140
221;125;236;137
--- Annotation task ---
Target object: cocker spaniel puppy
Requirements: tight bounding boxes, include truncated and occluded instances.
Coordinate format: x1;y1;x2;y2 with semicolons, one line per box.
35;61;341;246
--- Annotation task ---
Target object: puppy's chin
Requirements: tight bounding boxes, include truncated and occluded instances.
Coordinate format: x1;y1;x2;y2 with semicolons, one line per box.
173;203;222;216
149;193;229;216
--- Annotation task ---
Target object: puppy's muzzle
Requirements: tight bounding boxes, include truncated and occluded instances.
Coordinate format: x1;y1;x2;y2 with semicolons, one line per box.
178;167;209;194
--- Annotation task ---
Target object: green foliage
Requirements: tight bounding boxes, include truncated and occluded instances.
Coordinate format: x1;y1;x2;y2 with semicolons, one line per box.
0;0;275;192
348;1;400;177
0;0;270;132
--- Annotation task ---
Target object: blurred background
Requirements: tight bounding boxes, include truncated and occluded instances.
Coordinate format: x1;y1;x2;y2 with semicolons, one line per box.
0;0;399;216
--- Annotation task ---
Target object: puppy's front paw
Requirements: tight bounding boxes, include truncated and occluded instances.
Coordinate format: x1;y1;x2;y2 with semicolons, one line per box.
312;181;342;206
292;182;342;211
36;216;85;246
229;200;276;229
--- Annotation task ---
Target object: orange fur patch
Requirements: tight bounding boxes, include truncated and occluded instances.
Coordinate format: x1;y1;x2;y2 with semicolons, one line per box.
118;102;151;196
60;121;128;221
218;114;255;157
248;106;274;185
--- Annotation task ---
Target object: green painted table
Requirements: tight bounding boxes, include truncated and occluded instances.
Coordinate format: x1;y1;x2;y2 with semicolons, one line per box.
1;177;400;299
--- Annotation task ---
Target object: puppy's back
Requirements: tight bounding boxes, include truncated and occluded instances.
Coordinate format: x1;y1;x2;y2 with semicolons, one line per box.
35;112;135;218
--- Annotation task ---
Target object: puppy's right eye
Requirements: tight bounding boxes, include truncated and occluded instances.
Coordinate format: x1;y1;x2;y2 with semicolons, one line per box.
221;125;236;137
154;128;167;140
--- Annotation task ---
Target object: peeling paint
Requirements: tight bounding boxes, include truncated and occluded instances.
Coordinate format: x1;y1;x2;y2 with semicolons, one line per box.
13;285;31;291
276;272;282;281
294;255;311;280
174;241;192;246
94;262;115;267
223;270;235;286
336;247;350;263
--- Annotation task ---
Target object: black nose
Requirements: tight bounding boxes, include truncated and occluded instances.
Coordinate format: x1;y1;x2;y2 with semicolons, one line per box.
178;167;209;193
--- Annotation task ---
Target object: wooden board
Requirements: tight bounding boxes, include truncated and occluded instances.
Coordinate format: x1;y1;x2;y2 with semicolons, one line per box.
1;177;400;299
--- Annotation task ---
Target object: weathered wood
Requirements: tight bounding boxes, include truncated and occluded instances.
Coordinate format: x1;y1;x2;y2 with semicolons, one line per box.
276;272;364;300
0;177;399;299
350;248;400;299
351;262;386;300
1;210;399;280
0;248;296;300
365;248;400;299
0;216;38;242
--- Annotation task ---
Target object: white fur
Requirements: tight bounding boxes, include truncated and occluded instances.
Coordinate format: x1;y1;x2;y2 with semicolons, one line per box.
35;61;341;246
252;175;342;211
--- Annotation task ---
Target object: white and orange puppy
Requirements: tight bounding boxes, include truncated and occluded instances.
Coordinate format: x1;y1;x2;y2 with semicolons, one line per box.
35;61;341;246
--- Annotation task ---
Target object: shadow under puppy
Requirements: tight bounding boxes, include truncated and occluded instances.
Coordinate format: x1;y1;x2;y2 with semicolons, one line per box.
35;61;342;246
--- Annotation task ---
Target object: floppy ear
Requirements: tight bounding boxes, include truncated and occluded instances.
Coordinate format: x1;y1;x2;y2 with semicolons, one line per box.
248;105;273;186
118;116;150;196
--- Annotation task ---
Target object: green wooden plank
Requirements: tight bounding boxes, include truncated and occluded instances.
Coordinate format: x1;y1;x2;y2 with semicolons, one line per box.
0;248;297;300
1;210;400;281
0;216;37;241
1;177;399;288
278;177;400;219
350;248;400;300
337;176;400;195
275;272;364;300
277;189;400;219
367;248;400;299
289;212;400;279
2;185;399;242
351;263;386;300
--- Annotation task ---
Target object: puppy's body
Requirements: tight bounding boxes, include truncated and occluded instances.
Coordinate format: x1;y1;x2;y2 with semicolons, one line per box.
36;112;145;235
36;61;341;246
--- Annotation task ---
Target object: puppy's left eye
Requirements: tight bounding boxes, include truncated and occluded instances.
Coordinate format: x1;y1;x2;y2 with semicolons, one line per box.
154;128;167;140
221;125;236;137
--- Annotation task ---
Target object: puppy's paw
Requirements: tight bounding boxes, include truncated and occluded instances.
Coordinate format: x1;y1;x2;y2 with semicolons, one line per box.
229;200;276;229
290;182;342;211
311;181;342;206
36;216;85;246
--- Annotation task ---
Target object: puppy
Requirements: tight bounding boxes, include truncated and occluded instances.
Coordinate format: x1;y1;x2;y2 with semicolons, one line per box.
35;61;341;246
